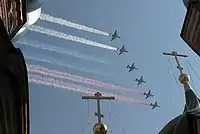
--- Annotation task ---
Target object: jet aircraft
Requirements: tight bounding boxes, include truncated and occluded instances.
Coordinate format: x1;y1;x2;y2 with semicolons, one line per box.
135;76;146;86
150;101;160;109
109;30;120;41
117;45;128;55
144;90;154;99
127;62;138;72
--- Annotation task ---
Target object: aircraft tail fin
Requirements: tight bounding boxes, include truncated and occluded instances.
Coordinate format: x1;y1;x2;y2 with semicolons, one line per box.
127;65;130;68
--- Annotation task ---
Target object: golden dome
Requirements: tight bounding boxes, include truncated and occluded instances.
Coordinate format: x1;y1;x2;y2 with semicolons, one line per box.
93;123;107;134
179;73;190;84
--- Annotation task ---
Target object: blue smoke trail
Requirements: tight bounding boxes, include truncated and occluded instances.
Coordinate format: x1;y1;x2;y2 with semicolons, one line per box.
18;38;108;64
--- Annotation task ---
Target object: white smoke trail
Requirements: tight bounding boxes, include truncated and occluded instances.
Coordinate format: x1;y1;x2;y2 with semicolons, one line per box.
28;25;117;51
18;38;108;64
40;13;110;36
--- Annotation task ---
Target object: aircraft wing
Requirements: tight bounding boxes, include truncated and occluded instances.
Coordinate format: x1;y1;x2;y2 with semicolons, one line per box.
114;30;117;35
152;104;159;109
137;81;141;86
111;36;115;41
119;51;122;55
141;76;146;83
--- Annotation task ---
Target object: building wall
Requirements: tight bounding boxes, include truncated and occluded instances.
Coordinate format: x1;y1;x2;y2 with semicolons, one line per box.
0;17;29;134
180;2;200;56
0;0;26;39
183;0;200;8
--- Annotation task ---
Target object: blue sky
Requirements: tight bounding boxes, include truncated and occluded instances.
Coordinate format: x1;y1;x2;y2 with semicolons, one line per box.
14;0;200;133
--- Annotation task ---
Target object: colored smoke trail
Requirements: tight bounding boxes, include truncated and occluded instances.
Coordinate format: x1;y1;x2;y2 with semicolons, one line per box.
28;25;117;51
29;75;94;95
66;82;150;106
24;56;107;76
29;74;151;106
18;38;107;64
27;64;144;95
40;13;110;36
27;66;103;87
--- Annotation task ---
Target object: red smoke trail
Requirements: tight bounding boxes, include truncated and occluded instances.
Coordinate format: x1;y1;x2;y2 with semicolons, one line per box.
29;78;94;95
29;74;151;106
70;83;151;106
27;64;144;95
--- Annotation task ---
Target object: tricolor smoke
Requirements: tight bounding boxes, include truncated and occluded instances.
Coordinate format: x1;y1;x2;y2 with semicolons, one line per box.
27;64;144;95
29;74;150;106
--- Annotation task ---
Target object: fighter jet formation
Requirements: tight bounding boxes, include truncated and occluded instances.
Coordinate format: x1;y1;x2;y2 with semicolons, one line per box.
110;30;160;110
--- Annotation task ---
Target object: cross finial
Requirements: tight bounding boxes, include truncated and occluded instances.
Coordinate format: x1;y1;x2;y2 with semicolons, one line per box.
163;51;190;84
163;51;188;74
82;92;115;123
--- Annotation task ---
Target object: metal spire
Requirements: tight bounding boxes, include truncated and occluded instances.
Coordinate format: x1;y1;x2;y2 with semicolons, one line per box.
163;51;200;111
163;51;187;74
163;51;189;87
82;92;115;123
